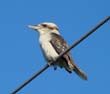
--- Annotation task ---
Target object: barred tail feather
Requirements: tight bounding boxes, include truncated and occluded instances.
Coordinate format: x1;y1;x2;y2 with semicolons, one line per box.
73;65;87;80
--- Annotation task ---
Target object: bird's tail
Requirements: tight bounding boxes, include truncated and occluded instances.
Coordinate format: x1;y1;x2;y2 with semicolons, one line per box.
62;54;87;80
73;64;87;80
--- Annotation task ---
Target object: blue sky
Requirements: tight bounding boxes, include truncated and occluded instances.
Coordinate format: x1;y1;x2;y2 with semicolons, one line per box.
0;0;110;94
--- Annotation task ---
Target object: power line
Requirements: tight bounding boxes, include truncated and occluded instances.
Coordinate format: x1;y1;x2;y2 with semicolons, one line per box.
11;16;110;94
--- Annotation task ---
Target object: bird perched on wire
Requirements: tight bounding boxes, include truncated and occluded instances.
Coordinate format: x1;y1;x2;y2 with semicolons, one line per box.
28;22;87;80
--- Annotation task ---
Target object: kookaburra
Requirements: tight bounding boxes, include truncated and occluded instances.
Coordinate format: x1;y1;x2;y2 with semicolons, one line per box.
28;22;87;80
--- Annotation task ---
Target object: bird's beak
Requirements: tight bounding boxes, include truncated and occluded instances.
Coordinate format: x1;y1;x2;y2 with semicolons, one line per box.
28;25;40;30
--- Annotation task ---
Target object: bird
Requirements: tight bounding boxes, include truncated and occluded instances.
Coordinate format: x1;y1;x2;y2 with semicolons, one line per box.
28;22;87;80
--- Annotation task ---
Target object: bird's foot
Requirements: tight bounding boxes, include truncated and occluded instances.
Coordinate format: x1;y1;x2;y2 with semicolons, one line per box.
54;66;57;70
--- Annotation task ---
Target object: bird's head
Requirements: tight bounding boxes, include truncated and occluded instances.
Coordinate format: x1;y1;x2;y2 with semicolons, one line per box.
28;22;60;35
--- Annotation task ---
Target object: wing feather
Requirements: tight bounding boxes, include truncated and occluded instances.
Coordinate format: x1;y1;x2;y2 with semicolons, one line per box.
50;33;69;54
50;33;73;67
50;33;87;80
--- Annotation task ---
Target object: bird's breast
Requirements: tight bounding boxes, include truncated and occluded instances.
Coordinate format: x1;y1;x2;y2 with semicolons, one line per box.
39;33;59;61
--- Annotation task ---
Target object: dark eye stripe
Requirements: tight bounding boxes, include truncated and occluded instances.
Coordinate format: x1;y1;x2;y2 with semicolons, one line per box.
41;24;58;30
49;27;54;30
41;24;47;27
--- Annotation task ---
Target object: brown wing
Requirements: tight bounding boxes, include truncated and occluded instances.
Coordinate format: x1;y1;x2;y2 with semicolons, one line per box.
50;33;87;80
50;33;69;54
50;33;74;66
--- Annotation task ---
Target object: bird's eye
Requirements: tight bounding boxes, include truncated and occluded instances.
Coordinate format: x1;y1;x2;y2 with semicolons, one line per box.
42;24;47;27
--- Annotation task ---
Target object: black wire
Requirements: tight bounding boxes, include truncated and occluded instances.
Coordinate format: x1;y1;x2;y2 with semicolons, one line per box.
11;16;110;94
